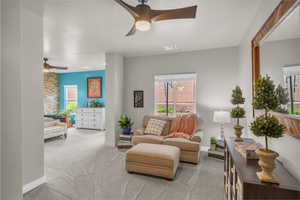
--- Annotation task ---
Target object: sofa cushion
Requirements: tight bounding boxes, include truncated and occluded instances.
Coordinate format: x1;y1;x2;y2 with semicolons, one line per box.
133;128;145;136
44;126;65;135
132;135;164;145
126;143;180;168
144;118;167;136
163;138;200;152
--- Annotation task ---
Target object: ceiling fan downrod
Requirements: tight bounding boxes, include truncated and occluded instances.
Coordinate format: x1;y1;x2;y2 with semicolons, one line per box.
138;0;148;4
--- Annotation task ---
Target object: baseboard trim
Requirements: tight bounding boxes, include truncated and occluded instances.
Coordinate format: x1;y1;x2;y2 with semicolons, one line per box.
23;176;47;194
201;146;210;152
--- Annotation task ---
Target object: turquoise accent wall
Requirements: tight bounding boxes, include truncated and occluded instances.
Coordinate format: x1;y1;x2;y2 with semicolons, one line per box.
59;70;106;110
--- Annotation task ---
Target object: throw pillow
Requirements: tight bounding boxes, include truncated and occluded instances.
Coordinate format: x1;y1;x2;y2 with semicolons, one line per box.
144;118;167;136
170;114;198;136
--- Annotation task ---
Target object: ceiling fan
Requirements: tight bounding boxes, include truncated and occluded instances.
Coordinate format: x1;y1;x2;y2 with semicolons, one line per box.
114;0;197;36
43;58;68;71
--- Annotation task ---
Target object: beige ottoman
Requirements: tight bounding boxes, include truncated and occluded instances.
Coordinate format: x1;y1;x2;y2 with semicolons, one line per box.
126;143;180;180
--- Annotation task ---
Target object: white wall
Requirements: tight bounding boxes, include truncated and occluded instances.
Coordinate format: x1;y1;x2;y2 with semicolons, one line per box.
261;38;300;85
124;48;239;145
21;0;44;186
1;0;23;199
1;0;44;199
105;53;124;146
238;0;300;181
0;0;2;198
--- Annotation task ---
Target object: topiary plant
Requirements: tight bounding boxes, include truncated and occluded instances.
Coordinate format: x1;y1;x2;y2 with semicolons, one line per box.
250;75;285;151
231;86;246;141
250;76;286;183
275;84;289;114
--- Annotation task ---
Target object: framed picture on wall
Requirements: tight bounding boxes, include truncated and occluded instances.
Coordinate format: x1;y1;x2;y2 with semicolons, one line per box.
87;77;102;98
134;90;144;108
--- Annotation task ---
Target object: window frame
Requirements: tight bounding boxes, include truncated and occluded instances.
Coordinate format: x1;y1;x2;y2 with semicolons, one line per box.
154;73;197;116
64;85;78;110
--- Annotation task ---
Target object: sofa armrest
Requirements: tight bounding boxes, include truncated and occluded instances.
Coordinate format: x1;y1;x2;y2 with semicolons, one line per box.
133;128;145;136
56;122;67;127
191;129;203;143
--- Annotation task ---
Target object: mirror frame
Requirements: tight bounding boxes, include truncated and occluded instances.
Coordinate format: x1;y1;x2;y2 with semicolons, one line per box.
252;0;300;139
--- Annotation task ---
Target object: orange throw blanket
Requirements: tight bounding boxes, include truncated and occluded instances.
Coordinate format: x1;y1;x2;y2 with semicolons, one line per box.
165;114;198;140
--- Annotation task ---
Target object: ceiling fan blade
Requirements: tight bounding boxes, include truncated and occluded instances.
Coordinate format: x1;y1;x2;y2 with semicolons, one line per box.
48;66;68;70
126;24;136;36
151;6;197;22
114;0;139;18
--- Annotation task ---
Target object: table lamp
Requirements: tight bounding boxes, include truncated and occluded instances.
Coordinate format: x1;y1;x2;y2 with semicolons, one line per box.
213;111;231;139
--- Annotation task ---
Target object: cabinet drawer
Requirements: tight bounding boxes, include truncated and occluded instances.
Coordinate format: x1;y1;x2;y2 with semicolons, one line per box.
77;113;89;118
88;113;100;119
89;122;100;129
94;108;104;113
76;122;88;128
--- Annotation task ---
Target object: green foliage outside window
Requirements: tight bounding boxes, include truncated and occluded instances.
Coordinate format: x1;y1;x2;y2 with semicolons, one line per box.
59;103;77;116
156;106;174;113
67;103;77;113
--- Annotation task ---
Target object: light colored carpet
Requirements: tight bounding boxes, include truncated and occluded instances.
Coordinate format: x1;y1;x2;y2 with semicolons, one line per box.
24;128;224;200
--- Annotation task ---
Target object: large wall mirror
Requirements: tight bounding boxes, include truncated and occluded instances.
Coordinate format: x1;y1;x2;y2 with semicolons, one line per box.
252;0;300;139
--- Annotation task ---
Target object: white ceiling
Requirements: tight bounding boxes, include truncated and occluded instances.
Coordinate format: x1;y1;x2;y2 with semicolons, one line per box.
265;5;300;42
44;0;262;72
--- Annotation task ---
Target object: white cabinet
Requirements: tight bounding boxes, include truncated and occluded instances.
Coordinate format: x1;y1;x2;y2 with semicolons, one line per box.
76;108;105;130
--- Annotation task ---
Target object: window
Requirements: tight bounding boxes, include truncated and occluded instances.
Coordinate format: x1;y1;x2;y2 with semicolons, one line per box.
64;85;78;111
283;66;300;115
154;73;197;116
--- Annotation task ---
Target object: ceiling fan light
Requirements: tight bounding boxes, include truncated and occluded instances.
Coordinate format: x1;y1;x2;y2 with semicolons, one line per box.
135;20;151;32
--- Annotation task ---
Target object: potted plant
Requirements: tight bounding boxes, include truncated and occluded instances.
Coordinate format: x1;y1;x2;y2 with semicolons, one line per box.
250;75;285;183
89;100;105;108
58;103;77;128
118;115;134;135
210;137;217;151
275;84;289;114
230;86;246;141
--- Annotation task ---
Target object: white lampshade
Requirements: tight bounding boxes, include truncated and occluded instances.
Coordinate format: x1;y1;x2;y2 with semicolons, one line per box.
213;111;231;124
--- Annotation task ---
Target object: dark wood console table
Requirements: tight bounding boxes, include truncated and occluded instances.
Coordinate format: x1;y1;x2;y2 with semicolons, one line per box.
224;138;300;200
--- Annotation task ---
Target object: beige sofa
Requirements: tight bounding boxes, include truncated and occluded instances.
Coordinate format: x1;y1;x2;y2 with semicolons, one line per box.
44;118;67;140
132;115;202;164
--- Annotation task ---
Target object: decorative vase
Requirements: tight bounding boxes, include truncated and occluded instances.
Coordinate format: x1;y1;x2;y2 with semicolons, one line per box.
234;125;244;142
210;143;216;151
122;128;131;135
256;149;279;183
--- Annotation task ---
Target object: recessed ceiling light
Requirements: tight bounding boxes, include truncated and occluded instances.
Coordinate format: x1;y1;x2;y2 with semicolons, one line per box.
164;44;178;51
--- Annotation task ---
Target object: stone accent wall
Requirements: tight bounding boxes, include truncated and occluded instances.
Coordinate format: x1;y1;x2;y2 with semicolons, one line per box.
44;72;60;114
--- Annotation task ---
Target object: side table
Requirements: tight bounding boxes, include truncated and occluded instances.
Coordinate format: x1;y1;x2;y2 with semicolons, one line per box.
208;139;225;160
117;133;133;149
